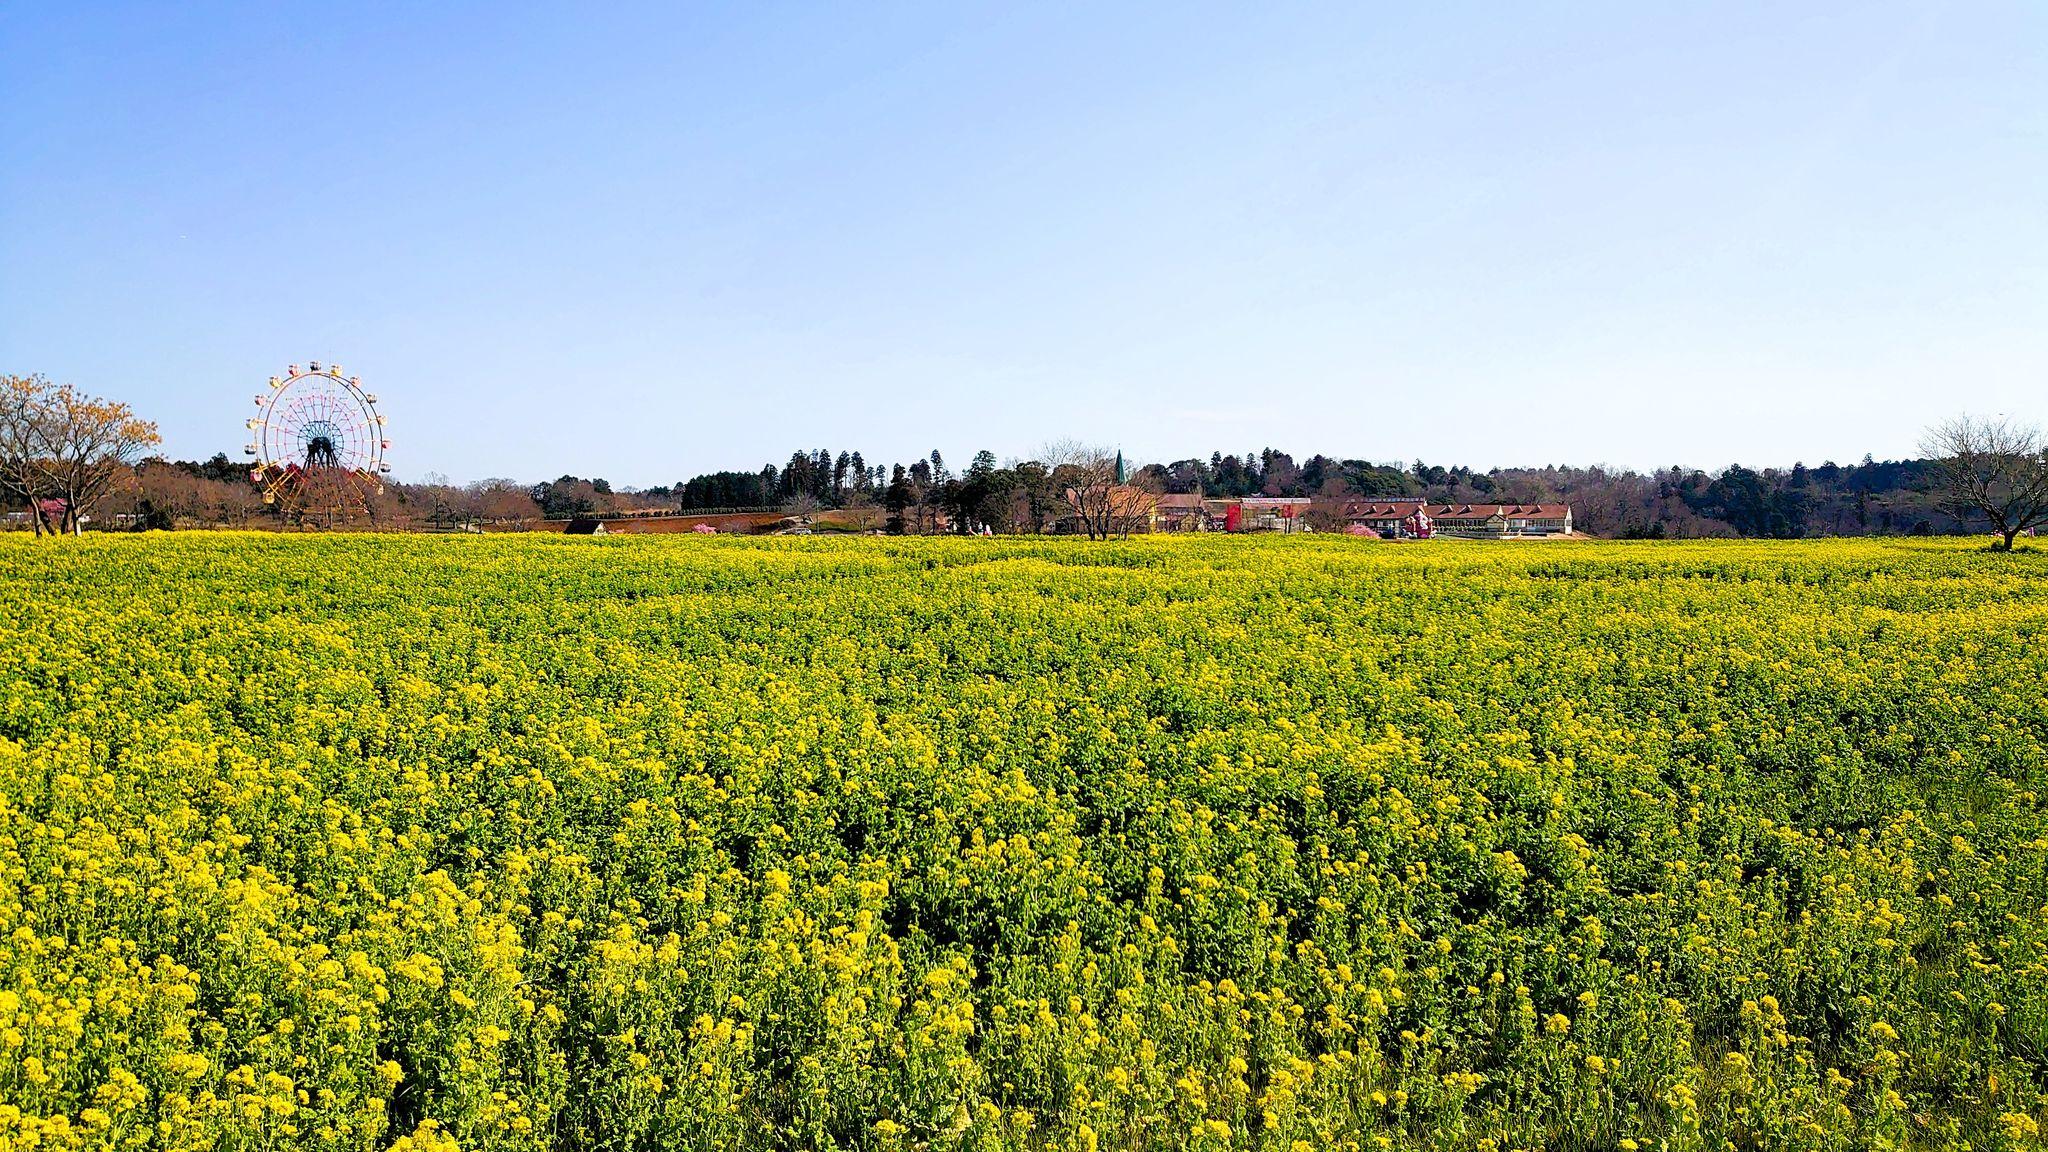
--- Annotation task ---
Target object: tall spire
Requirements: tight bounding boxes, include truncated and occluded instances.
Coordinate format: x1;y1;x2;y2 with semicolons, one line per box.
1115;449;1126;484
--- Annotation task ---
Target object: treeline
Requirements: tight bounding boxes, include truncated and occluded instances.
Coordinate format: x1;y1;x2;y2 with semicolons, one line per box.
585;448;1110;535
8;365;2007;539
639;448;1414;509
93;445;1967;539
647;446;1964;539
663;448;1099;536
1479;458;1963;539
121;454;545;531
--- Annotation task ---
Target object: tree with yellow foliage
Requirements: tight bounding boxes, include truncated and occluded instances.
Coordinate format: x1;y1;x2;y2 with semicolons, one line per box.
0;373;160;534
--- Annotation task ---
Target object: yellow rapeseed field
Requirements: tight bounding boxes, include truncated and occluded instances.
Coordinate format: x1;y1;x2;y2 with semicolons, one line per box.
2;534;2046;1151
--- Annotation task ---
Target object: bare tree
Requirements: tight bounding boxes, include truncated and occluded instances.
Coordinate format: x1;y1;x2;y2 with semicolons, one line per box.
1115;453;1164;536
780;492;823;531
1920;414;2048;550
0;375;58;534
467;479;540;526
131;457;271;530
212;477;266;528
1046;439;1154;539
132;458;204;527
398;478;474;531
1044;439;1114;539
839;488;883;533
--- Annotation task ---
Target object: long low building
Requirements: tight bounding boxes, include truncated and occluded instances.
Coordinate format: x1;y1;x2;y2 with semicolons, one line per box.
1148;494;1315;532
1056;485;1581;537
1150;494;1574;536
1343;500;1573;537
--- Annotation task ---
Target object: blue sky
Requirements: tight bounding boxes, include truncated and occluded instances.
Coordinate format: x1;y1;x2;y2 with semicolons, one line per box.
3;2;2042;486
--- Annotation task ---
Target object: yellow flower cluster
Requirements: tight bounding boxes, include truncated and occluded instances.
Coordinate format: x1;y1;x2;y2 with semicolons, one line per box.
1;533;2045;1150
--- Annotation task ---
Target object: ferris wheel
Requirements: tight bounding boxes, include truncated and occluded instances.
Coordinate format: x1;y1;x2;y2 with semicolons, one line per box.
244;361;390;522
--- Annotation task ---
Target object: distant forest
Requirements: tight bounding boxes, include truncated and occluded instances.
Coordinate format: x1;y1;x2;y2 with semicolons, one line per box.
563;448;1962;539
123;446;1965;538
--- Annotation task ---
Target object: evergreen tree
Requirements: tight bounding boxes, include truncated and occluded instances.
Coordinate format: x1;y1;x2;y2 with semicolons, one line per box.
883;464;911;534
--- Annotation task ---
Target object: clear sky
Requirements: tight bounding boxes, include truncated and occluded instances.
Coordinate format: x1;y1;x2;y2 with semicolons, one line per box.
3;2;2043;487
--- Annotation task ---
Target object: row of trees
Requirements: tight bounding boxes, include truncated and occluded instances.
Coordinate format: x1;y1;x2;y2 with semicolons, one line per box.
1143;451;1412;498
1393;420;2047;549
573;444;1137;538
110;446;1137;537
6;366;2045;547
657;446;1954;540
124;457;552;532
80;429;2048;546
658;428;2048;544
876;443;1133;538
